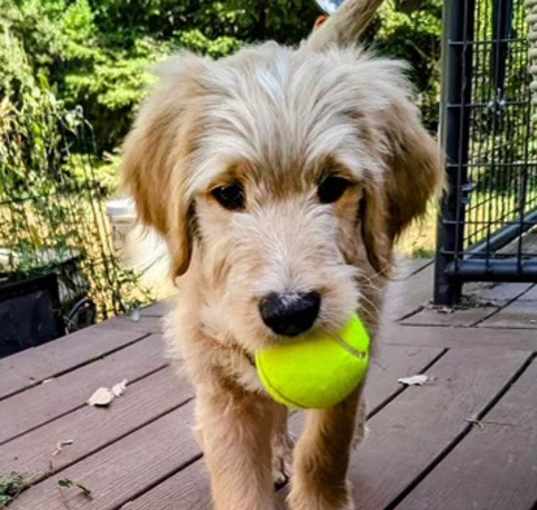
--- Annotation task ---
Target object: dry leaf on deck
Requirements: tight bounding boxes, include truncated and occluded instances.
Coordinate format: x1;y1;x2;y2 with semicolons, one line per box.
397;374;429;386
87;387;114;407
111;379;128;397
51;439;74;456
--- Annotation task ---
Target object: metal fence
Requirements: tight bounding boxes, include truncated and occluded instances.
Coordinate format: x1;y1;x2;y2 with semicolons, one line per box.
435;0;537;305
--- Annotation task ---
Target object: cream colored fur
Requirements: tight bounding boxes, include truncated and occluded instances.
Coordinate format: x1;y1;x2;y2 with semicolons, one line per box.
121;1;443;508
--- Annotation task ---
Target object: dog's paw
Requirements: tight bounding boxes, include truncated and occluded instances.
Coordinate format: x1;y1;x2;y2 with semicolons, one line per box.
272;431;295;489
288;479;354;510
288;490;355;510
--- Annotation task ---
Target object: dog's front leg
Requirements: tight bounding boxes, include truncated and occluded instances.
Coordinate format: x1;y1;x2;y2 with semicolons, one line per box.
272;403;294;488
288;388;363;510
196;385;277;510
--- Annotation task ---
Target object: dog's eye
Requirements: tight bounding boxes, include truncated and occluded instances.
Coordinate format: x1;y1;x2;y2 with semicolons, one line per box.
318;176;351;204
211;182;245;211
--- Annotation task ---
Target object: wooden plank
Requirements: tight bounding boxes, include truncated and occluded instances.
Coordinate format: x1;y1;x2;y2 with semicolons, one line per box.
140;299;173;318
0;334;166;445
0;316;151;400
401;305;498;327
9;334;440;510
346;348;531;509
367;345;444;412
0;367;192;481
9;403;199;510
119;460;211;510
136;315;164;334
479;285;537;329
392;257;432;280
397;357;537;510
119;460;292;510
382;263;434;323
380;322;537;351
464;281;534;305
119;344;445;510
401;282;532;327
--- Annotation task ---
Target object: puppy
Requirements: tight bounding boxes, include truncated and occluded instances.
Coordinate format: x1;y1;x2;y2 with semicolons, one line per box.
120;0;443;508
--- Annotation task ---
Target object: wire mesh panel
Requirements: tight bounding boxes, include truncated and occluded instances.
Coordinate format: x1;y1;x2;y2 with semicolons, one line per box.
435;0;537;305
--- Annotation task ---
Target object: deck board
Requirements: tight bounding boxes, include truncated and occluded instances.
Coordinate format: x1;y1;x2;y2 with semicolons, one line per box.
2;256;537;510
0;334;166;445
380;322;537;351
9;403;199;510
397;356;537;510
382;263;434;322
0;367;192;481
400;282;532;327
478;285;537;329
401;305;498;327
118;345;445;510
140;300;173;318
0;316;151;401
366;345;445;412
346;348;531;510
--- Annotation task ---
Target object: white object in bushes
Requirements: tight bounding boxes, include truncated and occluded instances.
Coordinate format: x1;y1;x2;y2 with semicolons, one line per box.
106;197;136;253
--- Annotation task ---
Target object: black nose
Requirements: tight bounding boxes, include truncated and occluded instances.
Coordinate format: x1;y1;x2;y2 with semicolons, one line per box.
258;291;321;337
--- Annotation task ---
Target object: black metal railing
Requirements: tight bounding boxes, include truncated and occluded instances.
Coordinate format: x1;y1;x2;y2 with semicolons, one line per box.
435;0;537;305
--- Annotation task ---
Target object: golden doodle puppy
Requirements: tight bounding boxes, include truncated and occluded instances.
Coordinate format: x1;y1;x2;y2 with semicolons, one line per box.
121;0;443;508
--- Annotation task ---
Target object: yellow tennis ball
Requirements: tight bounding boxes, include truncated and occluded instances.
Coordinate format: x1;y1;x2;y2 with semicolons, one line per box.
255;314;370;409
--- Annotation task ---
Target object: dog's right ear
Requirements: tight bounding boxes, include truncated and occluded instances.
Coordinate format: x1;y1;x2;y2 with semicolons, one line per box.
120;53;209;278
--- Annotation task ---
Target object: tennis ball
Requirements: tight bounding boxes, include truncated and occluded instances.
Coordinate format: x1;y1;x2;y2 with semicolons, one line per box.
255;314;370;409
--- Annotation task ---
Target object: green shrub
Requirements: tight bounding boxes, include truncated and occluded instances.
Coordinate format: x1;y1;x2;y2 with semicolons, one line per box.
2;0;444;157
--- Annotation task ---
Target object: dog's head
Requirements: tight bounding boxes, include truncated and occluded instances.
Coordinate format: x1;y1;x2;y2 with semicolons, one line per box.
122;41;442;352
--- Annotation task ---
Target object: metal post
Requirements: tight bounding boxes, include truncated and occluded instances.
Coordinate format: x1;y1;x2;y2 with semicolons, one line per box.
434;0;476;305
491;0;513;99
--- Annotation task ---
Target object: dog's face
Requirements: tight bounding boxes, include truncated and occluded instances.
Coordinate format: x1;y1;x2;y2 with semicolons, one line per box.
122;44;442;352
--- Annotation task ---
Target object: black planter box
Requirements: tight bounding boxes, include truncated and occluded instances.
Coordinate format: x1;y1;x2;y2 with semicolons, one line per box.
0;273;65;358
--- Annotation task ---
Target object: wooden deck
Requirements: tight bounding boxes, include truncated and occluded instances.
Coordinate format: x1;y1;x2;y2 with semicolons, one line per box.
1;258;536;510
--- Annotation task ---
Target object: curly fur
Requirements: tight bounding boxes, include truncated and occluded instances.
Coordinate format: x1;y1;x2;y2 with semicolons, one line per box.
121;1;443;508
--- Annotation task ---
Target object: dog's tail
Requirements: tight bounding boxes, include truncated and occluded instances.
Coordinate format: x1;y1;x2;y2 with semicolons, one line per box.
306;0;385;51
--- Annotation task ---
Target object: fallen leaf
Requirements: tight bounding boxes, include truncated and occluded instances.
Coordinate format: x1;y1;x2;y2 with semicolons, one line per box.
57;479;92;500
87;387;114;407
465;418;485;429
398;374;429;386
111;379;128;397
51;440;74;457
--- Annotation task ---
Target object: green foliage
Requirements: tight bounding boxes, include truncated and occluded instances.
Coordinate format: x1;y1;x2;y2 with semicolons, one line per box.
0;0;446;286
0;472;27;506
372;0;443;130
2;0;443;153
0;3;151;319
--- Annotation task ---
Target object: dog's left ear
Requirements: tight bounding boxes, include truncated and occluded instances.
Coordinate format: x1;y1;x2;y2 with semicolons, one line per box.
120;53;210;279
378;96;444;240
